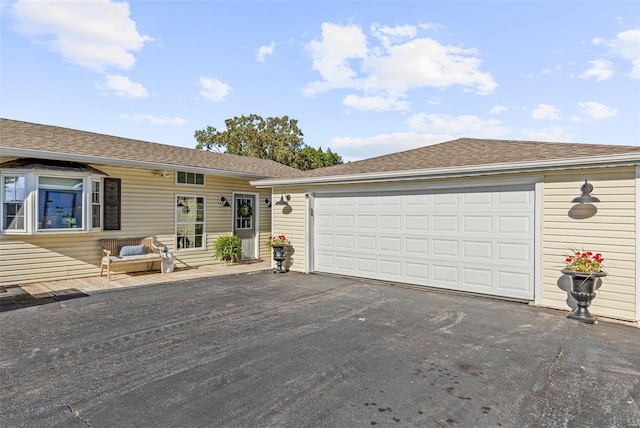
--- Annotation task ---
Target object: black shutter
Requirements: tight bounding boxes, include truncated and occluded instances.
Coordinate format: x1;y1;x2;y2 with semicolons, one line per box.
103;178;121;230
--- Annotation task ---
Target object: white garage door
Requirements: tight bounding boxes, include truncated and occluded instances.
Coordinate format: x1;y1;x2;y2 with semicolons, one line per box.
313;185;535;300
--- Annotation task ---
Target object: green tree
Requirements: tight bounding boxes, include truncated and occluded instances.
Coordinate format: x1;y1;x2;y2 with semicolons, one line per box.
194;114;342;170
294;146;343;171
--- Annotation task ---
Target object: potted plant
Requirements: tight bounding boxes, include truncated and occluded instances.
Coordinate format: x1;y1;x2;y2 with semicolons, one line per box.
266;234;290;273
562;250;607;324
212;234;242;264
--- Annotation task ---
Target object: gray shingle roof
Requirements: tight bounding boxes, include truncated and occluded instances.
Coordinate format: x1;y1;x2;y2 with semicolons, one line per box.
289;137;640;179
0;118;299;178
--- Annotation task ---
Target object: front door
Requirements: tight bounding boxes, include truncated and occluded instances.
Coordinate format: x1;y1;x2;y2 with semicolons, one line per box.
233;193;256;259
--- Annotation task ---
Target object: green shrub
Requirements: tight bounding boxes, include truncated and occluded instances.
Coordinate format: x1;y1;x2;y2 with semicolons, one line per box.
213;235;242;263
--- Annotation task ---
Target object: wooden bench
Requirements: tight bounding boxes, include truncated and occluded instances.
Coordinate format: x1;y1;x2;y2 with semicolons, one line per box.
100;237;165;281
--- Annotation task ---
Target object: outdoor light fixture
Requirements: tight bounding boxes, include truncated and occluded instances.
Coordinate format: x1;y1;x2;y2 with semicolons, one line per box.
572;179;600;204
264;198;271;208
274;192;291;206
220;196;231;207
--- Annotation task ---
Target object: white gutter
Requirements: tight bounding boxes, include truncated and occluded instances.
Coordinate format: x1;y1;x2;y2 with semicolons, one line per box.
251;152;640;187
0;147;274;180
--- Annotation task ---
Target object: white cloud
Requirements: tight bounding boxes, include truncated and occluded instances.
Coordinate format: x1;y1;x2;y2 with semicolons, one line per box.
406;113;510;137
11;0;151;73
303;22;497;109
198;77;231;101
578;101;619;120
303;22;368;95
419;22;445;31
256;41;275;62
592;37;605;46
100;75;149;99
578;59;614;82
343;94;409;111
520;126;575;142
609;29;640;79
531;104;561;120
371;22;417;48
489;105;508;115
120;114;187;125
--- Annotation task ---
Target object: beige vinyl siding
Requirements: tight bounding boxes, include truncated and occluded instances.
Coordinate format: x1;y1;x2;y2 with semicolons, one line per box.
541;167;637;321
0;165;272;285
272;187;307;272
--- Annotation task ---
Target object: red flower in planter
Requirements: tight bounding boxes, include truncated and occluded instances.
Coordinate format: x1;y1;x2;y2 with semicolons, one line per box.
564;250;605;274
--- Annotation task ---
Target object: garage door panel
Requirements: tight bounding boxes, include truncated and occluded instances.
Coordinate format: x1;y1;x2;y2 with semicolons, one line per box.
433;193;458;205
356;236;376;251
380;260;401;276
463;216;493;233
405;194;429;206
380;237;401;252
462;241;493;260
405;238;428;256
314;186;535;300
497;242;532;264
335;234;354;250
336;256;354;270
380;215;401;231
357;258;377;273
336;215;354;228
463;267;493;288
405;215;428;231
463;192;493;205
357;215;376;229
433;216;458;232
497;216;532;234
433;264;459;284
315;233;334;249
405;263;428;280
432;239;458;257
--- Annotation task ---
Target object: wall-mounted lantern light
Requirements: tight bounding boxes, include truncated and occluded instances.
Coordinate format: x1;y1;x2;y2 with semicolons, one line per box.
220;196;231;207
264;198;271;208
274;192;291;206
572;179;600;204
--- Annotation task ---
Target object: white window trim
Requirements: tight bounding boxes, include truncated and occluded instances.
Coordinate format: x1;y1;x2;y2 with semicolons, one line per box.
0;169;103;234
175;171;206;187
91;179;102;231
174;194;206;252
1;172;28;233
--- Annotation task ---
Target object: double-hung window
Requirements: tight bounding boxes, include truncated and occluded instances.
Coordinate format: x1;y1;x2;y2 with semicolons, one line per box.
2;175;26;231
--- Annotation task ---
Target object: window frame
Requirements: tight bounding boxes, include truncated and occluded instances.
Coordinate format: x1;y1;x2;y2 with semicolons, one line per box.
0;168;104;234
176;171;205;186
174;194;206;251
1;173;28;233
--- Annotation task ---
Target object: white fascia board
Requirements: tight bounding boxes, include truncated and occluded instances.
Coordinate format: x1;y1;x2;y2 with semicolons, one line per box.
0;147;272;179
251;152;640;188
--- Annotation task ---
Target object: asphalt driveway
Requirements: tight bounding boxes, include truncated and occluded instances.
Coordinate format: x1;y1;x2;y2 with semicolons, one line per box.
1;272;639;427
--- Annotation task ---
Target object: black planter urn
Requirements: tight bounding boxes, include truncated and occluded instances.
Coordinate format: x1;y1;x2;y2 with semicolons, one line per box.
562;269;607;324
272;245;289;273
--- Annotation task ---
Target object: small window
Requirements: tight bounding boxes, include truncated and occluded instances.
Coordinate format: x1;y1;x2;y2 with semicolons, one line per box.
177;171;204;186
91;180;101;229
176;195;205;250
2;175;26;231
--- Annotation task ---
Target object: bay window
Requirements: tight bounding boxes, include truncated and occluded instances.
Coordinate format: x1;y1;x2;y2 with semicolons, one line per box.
0;167;105;234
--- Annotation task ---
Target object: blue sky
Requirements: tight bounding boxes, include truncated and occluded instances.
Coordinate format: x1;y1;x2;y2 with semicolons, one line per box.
1;1;639;162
